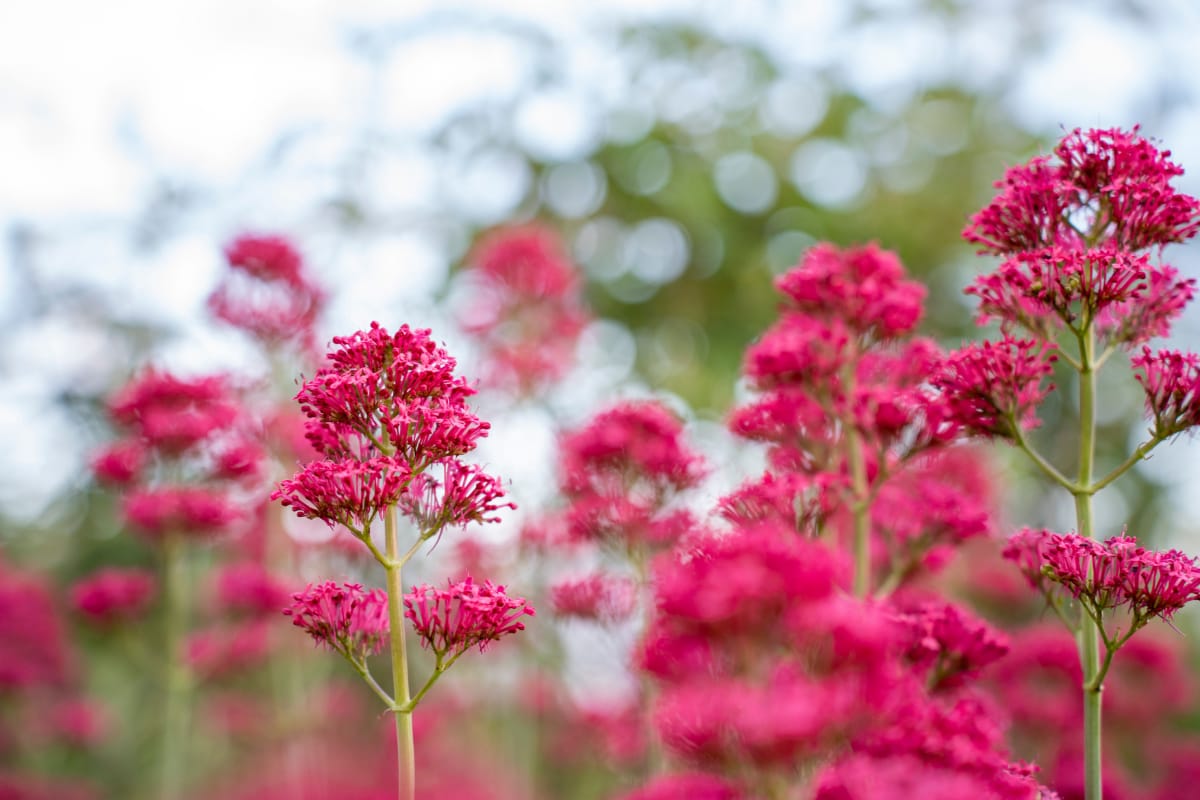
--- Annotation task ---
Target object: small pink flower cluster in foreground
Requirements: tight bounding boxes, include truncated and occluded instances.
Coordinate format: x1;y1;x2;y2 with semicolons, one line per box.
272;323;513;537
404;577;535;660
1005;529;1200;624
284;581;389;663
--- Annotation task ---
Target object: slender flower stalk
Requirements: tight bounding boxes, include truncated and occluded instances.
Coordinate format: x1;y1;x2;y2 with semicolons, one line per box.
956;126;1200;799
384;506;415;800
160;531;191;800
273;322;527;800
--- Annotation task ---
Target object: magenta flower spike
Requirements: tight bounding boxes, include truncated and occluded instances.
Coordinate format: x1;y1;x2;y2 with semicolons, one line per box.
284;581;390;663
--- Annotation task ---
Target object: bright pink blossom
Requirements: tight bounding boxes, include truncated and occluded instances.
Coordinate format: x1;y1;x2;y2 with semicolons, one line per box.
965;127;1200;255
89;440;146;485
459;225;589;392
616;772;741;800
742;314;852;391
187;619;274;678
283;581;389;662
775;242;927;338
935;337;1057;440
1132;347;1200;438
551;574;637;622
122;486;241;538
215;562;290;617
404;576;534;658
108;370;238;455
209;233;326;349
892;601;1009;691
397;460;516;533
0;560;70;690
70;568;157;624
1004;528;1200;623
653;522;843;643
274;456;412;532
295;323;490;465
815;752;1056;800
560;401;706;495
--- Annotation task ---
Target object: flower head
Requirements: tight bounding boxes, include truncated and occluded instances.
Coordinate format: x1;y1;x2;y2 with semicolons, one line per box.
1004;528;1200;624
404;576;534;659
215;562;290;618
296;323;489;466
551;574;637;622
965;127;1200;255
209;233;326;349
935;337;1057;440
775;242;927;339
458;225;589;392
1132;347;1200;439
70;568;157;625
283;581;389;662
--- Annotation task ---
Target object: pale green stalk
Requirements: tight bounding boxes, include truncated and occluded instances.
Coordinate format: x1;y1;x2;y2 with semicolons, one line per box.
384;505;415;800
159;531;191;800
1074;325;1103;800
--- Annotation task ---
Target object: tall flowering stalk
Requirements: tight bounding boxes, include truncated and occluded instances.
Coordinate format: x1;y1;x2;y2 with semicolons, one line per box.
724;243;972;597
273;322;531;800
943;126;1200;800
93;369;261;800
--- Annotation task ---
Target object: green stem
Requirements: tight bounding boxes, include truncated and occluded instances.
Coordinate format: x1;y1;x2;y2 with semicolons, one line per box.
159;531;191;800
1090;437;1162;494
1012;426;1079;493
384;505;415;800
1074;327;1103;800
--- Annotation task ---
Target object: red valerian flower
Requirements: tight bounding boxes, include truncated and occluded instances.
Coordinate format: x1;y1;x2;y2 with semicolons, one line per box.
215;562;290;618
108;370;239;455
551;573;637;622
274;456;412;532
1131;347;1200;438
209;233;326;349
295;323;490;466
775;242;927;339
965;127;1200;255
284;581;389;662
70;568;157;625
458;225;589;393
935;337;1057;440
404;576;534;658
121;486;242;539
892;601;1010;691
615;772;742;800
1004;528;1200;624
90;440;147;485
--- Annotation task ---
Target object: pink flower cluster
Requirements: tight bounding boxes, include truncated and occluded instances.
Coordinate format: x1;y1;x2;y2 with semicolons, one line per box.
404;577;535;659
284;581;390;662
1131;347;1200;439
893;601;1010;691
935;337;1057;440
775;242;927;339
551;574;637;622
70;568;157;625
1005;528;1200;624
457;225;589;393
558;400;705;549
629;520;1050;798
93;370;261;540
208;233;327;351
965;127;1200;255
273;323;512;537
